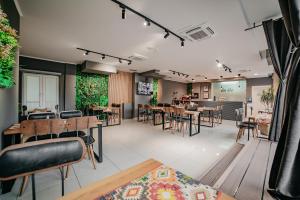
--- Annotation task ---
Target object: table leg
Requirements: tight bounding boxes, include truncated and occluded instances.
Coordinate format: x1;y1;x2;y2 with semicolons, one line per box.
189;114;192;137
198;112;201;133
248;123;250;141
90;125;103;163
162;111;165;130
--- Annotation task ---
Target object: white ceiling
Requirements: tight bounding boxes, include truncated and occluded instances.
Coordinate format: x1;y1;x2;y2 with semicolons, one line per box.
17;0;281;82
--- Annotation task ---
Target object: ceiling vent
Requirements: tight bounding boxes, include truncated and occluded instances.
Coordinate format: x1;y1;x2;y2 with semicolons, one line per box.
128;53;147;62
81;60;117;74
179;23;215;42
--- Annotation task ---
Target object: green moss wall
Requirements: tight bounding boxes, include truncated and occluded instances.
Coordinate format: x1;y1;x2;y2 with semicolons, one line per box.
75;67;108;111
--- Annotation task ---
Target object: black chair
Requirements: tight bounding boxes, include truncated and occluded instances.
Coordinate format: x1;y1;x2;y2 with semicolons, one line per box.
59;110;85;137
0;138;86;200
235;108;257;142
27;112;56;120
157;103;164;107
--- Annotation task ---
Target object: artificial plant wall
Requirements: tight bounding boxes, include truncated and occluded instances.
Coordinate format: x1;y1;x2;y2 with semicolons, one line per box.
0;9;18;88
150;79;158;105
187;83;193;95
75;66;108;111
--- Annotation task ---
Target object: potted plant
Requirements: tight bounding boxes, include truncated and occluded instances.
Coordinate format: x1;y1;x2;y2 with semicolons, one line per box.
260;87;274;112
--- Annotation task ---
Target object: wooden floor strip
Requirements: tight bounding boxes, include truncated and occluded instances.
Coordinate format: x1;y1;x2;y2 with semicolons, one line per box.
219;140;260;196
200;143;245;186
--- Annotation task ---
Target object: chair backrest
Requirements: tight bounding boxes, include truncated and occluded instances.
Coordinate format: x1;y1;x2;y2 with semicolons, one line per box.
20;120;36;138
138;104;144;109
157;103;164;107
164;103;171;107
60;110;82;119
87;116;99;128
35;119;51;136
177;107;186;116
76;117;89;131
28;112;55;120
235;109;243;127
50;119;66;134
0;138;86;181
111;103;121;108
144;104;152;110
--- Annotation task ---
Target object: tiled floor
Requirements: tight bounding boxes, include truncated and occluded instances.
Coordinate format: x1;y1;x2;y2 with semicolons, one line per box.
1;119;238;200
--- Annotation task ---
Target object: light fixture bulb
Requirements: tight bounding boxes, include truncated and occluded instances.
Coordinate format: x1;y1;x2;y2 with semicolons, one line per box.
128;61;132;65
217;62;222;68
119;59;122;63
84;51;89;56
181;40;184;47
101;55;105;60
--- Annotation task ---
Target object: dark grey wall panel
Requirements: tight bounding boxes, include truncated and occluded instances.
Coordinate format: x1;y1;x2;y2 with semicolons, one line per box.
161;80;187;104
0;0;20;149
133;74;152;117
19;56;77;111
196;101;243;120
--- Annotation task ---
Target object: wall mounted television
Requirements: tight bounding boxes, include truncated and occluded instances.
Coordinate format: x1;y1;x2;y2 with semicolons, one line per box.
137;82;153;95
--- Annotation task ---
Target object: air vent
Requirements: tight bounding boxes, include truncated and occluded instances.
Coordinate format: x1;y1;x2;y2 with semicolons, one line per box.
179;23;215;42
128;53;147;62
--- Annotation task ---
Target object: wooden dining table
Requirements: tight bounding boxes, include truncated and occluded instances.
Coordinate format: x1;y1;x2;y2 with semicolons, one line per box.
3;119;103;163
197;106;218;127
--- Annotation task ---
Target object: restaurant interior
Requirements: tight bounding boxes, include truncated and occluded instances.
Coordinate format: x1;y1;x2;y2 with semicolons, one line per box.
0;0;300;200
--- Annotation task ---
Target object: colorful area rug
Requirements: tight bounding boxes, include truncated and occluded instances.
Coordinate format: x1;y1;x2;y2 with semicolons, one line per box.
97;165;223;200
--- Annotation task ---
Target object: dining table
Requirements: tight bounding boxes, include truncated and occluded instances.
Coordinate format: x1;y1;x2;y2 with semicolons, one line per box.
3;119;103;163
90;106;121;127
197;106;217;127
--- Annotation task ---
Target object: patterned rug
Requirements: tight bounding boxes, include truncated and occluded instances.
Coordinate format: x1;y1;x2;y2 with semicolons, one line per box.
97;165;223;200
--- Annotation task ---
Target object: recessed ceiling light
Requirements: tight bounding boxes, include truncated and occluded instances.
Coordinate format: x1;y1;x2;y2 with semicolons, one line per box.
254;73;259;76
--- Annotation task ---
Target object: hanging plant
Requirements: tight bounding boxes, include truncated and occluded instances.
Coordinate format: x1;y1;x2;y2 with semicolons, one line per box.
0;9;18;88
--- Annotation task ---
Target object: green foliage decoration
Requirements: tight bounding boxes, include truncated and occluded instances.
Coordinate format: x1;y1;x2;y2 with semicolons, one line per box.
260;87;274;110
150;79;158;106
187;83;193;95
75;66;108;112
0;9;18;88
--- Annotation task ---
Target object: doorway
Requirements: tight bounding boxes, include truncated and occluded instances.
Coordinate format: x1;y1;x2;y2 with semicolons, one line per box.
22;73;59;111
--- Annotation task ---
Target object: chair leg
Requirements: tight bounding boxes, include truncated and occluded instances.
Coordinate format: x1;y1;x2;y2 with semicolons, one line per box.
89;145;97;169
65;165;70;179
31;174;36;200
18;176;29;197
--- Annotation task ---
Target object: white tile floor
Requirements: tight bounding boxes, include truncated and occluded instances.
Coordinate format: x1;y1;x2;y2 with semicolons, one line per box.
0;119;238;200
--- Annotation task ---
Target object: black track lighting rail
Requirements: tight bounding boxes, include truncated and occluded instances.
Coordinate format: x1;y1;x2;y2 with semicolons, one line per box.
77;47;132;64
111;0;185;43
169;70;189;78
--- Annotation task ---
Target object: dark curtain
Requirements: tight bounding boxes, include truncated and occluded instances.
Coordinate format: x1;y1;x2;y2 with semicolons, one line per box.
262;19;292;142
268;0;300;199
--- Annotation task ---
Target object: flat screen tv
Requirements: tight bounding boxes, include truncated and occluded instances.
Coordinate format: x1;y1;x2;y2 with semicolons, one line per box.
137;82;153;95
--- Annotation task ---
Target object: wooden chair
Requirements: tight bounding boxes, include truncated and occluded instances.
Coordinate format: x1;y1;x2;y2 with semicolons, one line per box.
143;104;152;122
235;109;258;142
163;107;174;130
137;104;144;122
173;107;189;136
64;117;96;169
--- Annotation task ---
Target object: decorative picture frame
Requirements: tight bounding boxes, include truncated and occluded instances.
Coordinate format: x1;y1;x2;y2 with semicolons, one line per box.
203;85;209;92
203;92;209;99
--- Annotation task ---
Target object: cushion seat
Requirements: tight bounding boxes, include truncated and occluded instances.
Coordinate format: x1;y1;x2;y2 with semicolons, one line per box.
26;134;58;142
81;135;95;145
59;131;86;138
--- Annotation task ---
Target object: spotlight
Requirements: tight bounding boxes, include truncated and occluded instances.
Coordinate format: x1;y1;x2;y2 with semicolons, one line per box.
181;40;184;47
192;79;195;82
205;77;208;80
83;51;89;56
220;76;223;79
186;75;189;78
225;68;227;71
238;73;241;77
164;30;170;39
119;59;122;63
128;61;132;65
121;8;126;19
217;63;222;68
173;71;175;75
144;20;150;26
101;55;105;60
229;69;232;73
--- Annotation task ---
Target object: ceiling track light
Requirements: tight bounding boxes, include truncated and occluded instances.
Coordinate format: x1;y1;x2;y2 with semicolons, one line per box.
77;48;132;65
181;39;184;47
216;59;232;73
84;51;89;56
164;30;170;39
121;7;126;19
112;0;185;46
